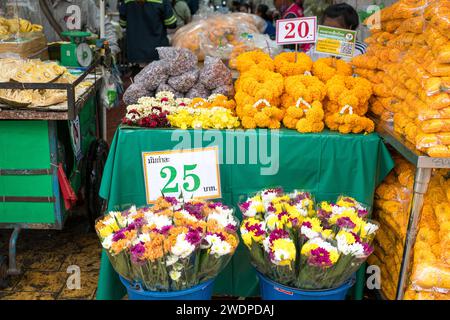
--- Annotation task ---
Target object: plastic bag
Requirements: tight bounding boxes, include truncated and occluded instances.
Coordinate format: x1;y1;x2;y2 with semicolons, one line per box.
185;82;210;99
134;60;168;91
101;65;123;109
199;56;232;90
167;68;199;93
156;47;197;76
123;83;152;106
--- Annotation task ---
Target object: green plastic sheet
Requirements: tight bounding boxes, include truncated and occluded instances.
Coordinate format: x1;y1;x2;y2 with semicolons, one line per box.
96;127;394;299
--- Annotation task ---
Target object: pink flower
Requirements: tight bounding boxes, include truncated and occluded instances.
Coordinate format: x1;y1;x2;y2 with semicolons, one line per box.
308;247;333;267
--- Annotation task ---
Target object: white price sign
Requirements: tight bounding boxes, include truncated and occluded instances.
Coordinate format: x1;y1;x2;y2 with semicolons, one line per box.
142;147;221;203
276;17;317;45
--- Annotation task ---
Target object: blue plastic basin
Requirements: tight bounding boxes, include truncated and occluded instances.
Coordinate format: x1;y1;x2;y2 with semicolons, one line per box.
257;272;354;300
119;276;215;300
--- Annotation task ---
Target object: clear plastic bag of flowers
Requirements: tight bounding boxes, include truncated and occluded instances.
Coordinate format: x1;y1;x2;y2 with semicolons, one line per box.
95;206;143;281
239;191;379;290
239;188;316;286
295;196;379;289
96;196;239;292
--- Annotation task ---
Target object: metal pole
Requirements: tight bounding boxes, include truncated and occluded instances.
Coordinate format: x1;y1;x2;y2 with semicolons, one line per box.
100;0;108;142
395;167;432;300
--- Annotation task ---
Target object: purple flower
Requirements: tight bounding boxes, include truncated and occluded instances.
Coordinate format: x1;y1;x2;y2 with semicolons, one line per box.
225;224;237;232
358;209;368;218
208;202;227;209
302;221;312;229
130;243;146;264
186;229;202;246
245;221;265;237
362;242;374;256
336;217;356;229
350;232;361;243
207;232;226;241
317;209;331;220
308;247;333;267
289;217;299;227
164;196;179;205
184;202;205;220
154;225;172;235
263;188;283;196
267;203;276;212
269;229;289;243
112;230;126;242
278;211;288;219
128;217;145;230
291;192;311;204
239;201;251;212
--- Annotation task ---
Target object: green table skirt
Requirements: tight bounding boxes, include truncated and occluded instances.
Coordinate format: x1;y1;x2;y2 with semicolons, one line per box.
96;127;394;299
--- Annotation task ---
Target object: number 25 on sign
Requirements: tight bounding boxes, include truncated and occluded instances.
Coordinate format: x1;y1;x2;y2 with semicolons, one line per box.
142;147;221;203
276;17;317;45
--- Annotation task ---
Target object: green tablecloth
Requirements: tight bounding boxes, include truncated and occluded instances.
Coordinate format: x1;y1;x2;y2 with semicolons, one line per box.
96;127;394;300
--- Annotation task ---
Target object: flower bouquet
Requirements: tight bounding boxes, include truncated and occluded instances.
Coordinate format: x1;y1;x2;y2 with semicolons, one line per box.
239;189;378;291
96;196;239;292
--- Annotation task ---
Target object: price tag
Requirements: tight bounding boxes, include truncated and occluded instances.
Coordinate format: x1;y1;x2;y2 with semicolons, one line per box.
142;147;221;203
315;25;357;58
276;17;317;45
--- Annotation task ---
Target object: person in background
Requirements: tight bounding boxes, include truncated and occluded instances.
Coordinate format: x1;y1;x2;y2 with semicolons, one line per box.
256;4;275;38
120;0;177;71
239;2;251;13
172;0;192;27
186;0;200;15
250;0;275;14
307;3;367;61
231;1;241;12
273;0;304;20
0;0;120;56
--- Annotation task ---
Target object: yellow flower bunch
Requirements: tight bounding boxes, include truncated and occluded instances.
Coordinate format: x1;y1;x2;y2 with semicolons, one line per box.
325;105;375;134
283;74;327;106
283;98;325;133
273;52;313;77
236;67;284;102
235;50;275;73
240;99;284;129
326;75;373;116
168;107;240;130
208;94;236;111
312;57;353;82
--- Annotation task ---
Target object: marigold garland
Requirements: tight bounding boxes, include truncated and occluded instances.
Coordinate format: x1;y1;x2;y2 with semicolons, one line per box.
274;52;313;77
313;57;353;82
235;50;275;73
282;98;325;133
284;74;327;106
241;99;284;129
325;105;375;134
326;75;373;115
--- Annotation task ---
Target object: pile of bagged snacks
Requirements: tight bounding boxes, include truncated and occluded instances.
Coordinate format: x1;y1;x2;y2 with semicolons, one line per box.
123;47;233;105
354;0;450;157
371;156;450;300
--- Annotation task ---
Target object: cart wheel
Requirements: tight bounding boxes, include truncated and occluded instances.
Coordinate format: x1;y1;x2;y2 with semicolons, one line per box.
0;255;8;289
85;139;109;230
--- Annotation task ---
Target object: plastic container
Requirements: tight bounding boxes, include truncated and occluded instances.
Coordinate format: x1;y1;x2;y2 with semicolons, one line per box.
119;276;215;300
256;272;354;300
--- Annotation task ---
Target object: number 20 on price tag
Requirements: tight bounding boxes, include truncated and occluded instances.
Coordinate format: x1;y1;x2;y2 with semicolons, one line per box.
142;147;221;203
276;17;317;45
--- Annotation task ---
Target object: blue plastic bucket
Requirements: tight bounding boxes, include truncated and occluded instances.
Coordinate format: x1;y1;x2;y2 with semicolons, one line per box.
119;276;215;300
257;272;354;300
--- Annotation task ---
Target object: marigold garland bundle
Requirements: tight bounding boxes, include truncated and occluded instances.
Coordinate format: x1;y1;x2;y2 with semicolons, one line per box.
325;105;375;134
274;52;313;77
313;57;353;83
325;75;373;116
240;99;284;129
235;50;275;73
283;98;325;133
283;74;327;107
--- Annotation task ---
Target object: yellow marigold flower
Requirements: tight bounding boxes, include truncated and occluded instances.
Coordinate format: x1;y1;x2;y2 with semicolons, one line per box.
235;50;275;73
313;57;353;82
274;52;313;77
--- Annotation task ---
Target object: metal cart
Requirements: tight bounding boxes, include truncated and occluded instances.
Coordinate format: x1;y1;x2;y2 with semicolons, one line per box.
375;119;450;300
0;58;109;286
